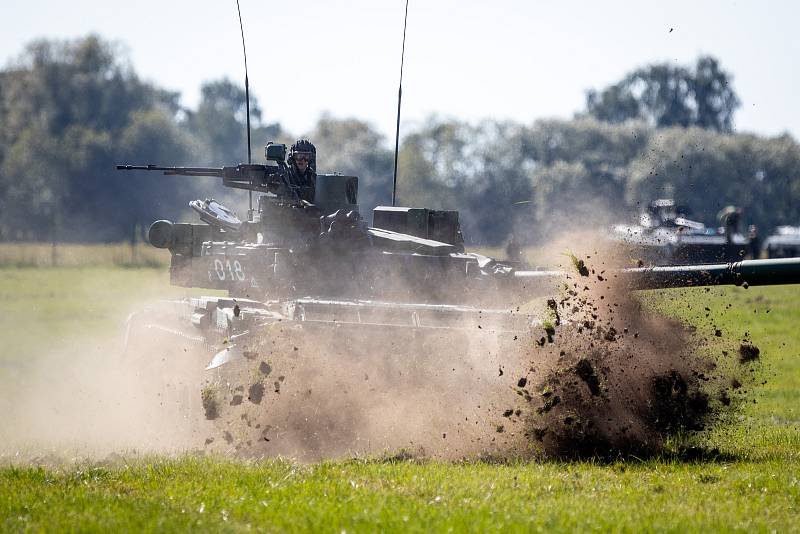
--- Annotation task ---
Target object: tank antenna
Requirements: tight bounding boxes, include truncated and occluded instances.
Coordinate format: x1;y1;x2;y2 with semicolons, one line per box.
391;0;409;207
236;0;254;217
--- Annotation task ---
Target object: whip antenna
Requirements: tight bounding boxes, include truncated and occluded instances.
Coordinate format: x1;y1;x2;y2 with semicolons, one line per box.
391;0;409;206
236;0;254;216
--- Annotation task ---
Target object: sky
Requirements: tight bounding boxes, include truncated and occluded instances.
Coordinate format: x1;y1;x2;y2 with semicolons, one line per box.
2;0;799;143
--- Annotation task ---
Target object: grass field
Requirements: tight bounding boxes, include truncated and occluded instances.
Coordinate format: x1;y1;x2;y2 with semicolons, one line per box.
0;242;168;268
1;264;799;532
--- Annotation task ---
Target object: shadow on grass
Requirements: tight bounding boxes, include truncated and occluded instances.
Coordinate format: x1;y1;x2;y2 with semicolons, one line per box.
657;445;740;463
351;444;743;467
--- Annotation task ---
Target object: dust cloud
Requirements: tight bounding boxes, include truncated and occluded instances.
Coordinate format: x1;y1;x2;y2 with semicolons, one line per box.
0;230;759;464
0;291;541;464
0;312;215;462
196;321;537;461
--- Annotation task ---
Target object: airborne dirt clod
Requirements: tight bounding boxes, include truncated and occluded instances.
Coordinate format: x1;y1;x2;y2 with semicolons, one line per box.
202;387;220;420
738;342;760;364
247;383;265;404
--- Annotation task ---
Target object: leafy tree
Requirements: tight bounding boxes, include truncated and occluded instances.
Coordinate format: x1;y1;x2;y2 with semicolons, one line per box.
529;160;608;236
0;38;284;240
693;56;740;131
397;118;533;243
0;124;66;240
526;118;650;222
585;56;740;132
182;78;281;167
396;118;473;210
179;78;283;218
0;35;192;240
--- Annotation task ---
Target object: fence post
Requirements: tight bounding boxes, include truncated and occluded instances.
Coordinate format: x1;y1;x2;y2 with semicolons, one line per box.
50;206;58;268
130;224;137;265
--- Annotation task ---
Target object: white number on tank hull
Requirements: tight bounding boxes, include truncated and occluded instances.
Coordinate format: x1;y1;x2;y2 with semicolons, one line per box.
210;259;246;281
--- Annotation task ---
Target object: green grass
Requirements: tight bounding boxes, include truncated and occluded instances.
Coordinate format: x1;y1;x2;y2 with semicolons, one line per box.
643;286;800;467
0;457;800;532
2;456;799;533
1;268;800;532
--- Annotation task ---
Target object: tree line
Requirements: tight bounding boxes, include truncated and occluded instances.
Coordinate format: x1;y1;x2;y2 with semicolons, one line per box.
1;35;798;245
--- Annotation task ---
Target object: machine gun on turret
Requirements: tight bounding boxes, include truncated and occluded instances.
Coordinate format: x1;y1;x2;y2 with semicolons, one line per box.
116;143;309;204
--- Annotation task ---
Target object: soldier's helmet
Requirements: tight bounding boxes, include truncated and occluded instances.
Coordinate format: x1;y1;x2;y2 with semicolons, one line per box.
288;138;317;175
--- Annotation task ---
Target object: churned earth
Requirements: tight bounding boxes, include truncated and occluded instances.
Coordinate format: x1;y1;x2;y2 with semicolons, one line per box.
515;255;761;459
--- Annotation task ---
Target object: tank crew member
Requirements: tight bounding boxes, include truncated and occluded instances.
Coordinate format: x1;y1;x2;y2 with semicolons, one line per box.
747;224;761;259
717;205;742;244
287;138;317;203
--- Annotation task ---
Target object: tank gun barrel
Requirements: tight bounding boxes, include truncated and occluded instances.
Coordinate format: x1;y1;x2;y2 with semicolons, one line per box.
116;165;225;177
513;258;800;290
115;163;292;194
622;257;800;289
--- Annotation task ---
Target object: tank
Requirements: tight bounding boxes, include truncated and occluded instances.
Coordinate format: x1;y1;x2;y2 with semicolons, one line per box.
118;149;800;372
609;199;750;265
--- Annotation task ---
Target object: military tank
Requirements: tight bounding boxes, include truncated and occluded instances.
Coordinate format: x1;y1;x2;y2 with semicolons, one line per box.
120;146;800;368
610;199;750;265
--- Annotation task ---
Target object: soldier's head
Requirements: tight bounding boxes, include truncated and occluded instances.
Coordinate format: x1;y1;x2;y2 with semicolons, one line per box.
288;138;316;176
